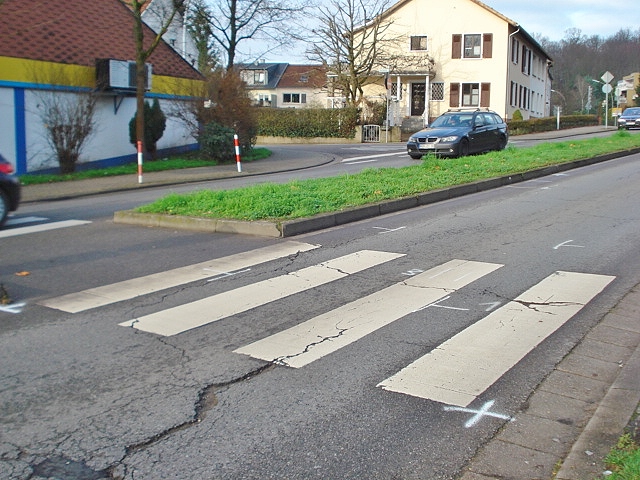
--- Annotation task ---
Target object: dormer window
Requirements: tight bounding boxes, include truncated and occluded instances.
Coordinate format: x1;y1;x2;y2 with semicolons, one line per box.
254;71;266;85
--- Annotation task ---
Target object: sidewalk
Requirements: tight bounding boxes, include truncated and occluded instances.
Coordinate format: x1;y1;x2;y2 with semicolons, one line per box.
19;125;640;478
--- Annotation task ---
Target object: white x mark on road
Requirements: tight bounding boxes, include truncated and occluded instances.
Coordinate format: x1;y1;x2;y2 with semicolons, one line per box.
444;400;513;428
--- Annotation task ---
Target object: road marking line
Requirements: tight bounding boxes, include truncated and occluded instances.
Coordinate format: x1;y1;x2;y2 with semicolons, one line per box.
341;151;406;162
5;216;48;226
40;241;320;313
0;220;91;238
378;271;615;407
234;259;502;368
120;250;405;336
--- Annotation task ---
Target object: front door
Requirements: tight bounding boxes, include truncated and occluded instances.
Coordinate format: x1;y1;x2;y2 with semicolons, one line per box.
411;83;426;116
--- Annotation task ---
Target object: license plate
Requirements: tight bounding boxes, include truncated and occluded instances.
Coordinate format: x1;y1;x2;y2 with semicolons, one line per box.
420;143;435;150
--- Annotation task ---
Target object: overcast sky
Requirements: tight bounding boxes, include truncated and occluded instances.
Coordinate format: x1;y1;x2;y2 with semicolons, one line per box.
260;0;639;63
482;0;639;41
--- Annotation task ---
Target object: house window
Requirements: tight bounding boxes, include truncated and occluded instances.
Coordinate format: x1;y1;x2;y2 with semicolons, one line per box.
299;75;309;83
521;45;531;75
391;83;401;100
283;93;306;104
254;71;266;85
461;83;480;106
410;35;428;51
257;94;272;107
511;37;519;64
430;82;444;101
463;34;481;58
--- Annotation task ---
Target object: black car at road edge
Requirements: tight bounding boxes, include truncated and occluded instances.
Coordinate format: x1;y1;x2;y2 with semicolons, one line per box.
0;153;21;227
407;108;508;159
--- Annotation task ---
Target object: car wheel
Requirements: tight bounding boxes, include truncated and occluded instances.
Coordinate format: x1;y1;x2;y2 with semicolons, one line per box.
458;138;469;157
409;153;423;160
0;189;8;228
497;134;507;151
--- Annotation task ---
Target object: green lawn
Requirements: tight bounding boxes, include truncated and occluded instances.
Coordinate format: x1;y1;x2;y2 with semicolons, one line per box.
136;130;640;221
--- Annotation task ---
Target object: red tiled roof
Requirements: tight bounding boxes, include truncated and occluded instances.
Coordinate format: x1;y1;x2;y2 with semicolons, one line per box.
0;0;201;80
277;65;327;89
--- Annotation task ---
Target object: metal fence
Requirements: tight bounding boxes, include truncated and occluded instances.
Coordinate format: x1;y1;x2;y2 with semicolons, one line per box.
362;124;381;143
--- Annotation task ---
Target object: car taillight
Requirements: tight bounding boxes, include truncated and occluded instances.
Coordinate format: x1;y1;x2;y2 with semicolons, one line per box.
0;163;14;174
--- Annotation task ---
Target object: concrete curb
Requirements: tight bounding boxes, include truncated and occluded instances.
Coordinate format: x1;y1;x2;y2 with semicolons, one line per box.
113;147;640;237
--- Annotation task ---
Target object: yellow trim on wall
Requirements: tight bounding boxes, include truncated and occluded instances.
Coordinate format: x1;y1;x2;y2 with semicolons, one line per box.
0;56;204;96
0;57;94;87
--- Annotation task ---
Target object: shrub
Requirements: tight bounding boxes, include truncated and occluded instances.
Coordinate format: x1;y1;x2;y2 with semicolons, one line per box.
199;122;236;162
507;115;598;135
256;107;359;138
129;98;166;158
196;69;257;153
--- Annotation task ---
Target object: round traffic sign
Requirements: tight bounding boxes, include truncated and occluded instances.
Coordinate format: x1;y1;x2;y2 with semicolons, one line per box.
602;84;613;94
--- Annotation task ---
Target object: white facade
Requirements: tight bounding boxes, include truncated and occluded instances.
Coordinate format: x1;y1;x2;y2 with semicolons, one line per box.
362;0;552;125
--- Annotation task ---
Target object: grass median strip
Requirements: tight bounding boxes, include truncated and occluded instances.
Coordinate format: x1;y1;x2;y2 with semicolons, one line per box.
135;131;640;222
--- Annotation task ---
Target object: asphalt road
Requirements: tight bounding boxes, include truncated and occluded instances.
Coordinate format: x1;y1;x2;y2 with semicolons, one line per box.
2;133;640;479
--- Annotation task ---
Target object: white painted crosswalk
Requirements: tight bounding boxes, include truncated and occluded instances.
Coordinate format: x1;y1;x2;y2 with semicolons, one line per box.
39;245;616;408
0;219;91;238
40;241;320;313
378;271;615;407
119;250;405;336
234;259;503;368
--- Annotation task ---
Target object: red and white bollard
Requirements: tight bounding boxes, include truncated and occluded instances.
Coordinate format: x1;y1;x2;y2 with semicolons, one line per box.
137;140;144;184
234;134;242;172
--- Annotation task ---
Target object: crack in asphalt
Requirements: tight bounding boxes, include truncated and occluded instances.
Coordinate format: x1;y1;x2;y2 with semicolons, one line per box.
121;364;274;458
273;327;349;367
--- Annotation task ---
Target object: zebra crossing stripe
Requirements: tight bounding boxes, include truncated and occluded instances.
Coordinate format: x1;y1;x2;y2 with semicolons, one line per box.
0;220;91;239
234;259;503;368
119;250;406;336
378;271;615;407
40;241;320;313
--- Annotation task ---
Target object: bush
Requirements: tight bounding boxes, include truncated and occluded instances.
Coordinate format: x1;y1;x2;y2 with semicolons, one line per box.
199;122;236;162
129;98;166;158
256;107;359;138
507;114;598;135
196;69;257;153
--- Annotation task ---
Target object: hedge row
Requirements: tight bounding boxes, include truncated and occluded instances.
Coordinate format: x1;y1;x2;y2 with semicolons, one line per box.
256;107;359;138
507;114;598;135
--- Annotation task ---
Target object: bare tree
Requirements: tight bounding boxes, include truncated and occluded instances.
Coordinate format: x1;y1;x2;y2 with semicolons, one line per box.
31;64;99;174
129;0;187;161
307;0;390;107
37;89;98;174
307;0;431;108
196;0;308;69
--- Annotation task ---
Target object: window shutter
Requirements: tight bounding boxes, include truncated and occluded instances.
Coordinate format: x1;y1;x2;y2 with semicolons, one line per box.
482;34;493;58
452;34;462;59
450;83;460;107
302;94;307;104
481;83;491;107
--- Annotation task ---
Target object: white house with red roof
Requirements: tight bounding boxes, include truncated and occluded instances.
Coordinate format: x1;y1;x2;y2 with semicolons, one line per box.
240;63;330;108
